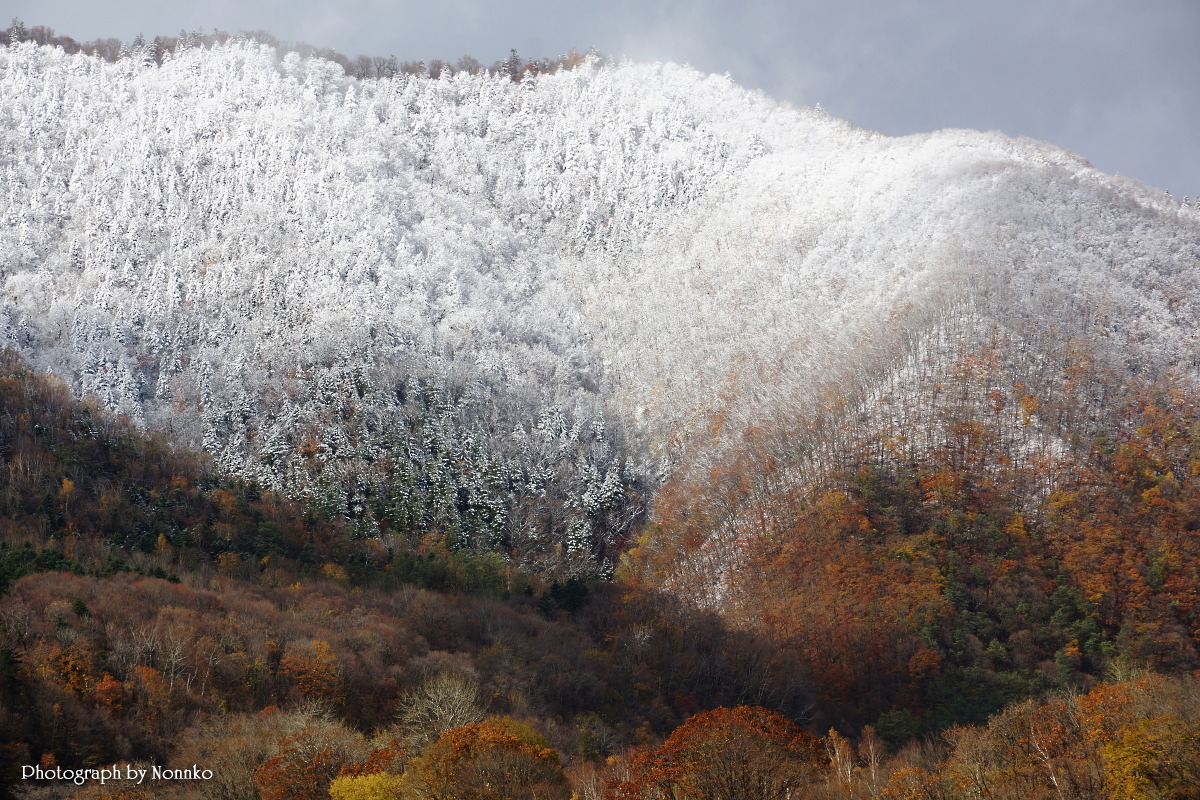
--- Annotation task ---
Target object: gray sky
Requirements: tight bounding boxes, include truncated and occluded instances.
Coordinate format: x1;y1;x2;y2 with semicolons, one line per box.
10;0;1199;197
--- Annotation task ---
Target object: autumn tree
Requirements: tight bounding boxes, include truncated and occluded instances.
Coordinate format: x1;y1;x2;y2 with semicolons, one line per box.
1078;674;1200;799
329;772;404;800
606;706;822;800
400;717;570;800
278;639;342;706
253;718;368;800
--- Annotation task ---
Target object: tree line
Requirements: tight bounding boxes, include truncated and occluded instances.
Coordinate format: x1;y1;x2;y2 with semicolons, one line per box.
2;18;597;82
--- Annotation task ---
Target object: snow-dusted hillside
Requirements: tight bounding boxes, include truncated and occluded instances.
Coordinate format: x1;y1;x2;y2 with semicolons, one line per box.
2;39;1198;569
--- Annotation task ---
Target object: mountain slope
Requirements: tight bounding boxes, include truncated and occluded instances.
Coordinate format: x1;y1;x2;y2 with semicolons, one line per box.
2;39;1199;573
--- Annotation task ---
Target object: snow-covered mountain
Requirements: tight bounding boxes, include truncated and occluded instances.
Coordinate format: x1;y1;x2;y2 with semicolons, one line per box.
2;39;1198;572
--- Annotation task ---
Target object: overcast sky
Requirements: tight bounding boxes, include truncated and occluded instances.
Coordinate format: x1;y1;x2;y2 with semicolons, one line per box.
10;0;1199;197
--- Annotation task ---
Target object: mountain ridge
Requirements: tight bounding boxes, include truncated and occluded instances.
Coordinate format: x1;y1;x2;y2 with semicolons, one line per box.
8;33;1200;797
2;38;1199;575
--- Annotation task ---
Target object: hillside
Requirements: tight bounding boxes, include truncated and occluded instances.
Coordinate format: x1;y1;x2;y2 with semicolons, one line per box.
4;38;1199;581
0;349;814;794
2;342;1200;799
5;30;1200;799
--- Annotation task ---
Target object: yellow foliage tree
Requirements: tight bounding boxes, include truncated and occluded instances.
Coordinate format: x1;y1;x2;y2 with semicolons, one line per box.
329;772;403;800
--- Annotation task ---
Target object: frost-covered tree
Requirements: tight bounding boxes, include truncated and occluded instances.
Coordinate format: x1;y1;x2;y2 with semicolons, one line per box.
1;37;1197;577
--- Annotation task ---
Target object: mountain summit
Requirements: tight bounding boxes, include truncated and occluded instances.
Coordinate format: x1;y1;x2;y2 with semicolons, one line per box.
2;39;1198;572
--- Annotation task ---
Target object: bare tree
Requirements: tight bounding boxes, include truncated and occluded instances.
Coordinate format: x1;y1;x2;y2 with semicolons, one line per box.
395;671;486;746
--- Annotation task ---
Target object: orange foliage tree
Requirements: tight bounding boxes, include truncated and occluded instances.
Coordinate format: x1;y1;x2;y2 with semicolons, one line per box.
278;639;342;705
254;722;367;800
401;717;570;800
605;705;822;800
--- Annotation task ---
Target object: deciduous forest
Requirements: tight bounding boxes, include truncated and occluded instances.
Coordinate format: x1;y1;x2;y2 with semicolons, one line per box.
3;20;1200;799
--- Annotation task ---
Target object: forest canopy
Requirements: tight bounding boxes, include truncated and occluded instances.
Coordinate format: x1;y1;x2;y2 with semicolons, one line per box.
3;19;1200;800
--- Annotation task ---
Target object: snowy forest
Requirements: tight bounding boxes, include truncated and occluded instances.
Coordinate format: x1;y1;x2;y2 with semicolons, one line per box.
3;22;1200;800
